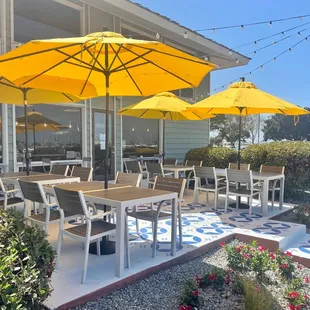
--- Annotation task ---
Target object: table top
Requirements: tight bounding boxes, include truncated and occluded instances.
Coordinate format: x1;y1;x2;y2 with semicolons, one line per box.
1;171;43;178
163;165;193;170
215;168;284;180
52;182;131;192
18;174;78;182
85;186;177;202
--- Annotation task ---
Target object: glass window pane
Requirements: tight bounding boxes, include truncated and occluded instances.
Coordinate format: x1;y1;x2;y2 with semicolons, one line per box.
15;104;82;162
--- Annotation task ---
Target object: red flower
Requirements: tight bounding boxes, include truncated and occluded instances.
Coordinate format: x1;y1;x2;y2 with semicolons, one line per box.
305;275;310;284
179;306;187;310
304;294;309;300
259;246;265;252
220;242;225;247
288;304;294;310
186;306;193;310
208;274;217;282
297;264;303;270
281;263;289;269
236;246;242;253
226;267;233;273
225;275;230;285
244;253;251;260
192;290;199;296
285;251;293;257
270;253;276;259
288;291;300;299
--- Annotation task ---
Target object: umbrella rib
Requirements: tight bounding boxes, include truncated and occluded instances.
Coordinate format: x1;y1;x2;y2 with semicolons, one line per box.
108;44;122;71
192;111;203;120
120;44;195;88
85;48;106;72
21;43;97;86
140;109;149;117
130;44;212;66
0;42;82;63
64;60;103;73
61;93;75;102
113;61;150;73
80;44;104;96
110;44;143;95
111;50;152;72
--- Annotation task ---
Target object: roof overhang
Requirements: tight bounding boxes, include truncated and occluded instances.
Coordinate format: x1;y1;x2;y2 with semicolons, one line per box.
80;0;250;69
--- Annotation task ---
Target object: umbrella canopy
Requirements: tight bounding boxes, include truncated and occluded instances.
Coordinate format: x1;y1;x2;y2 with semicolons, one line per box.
0;76;82;173
0;31;216;187
188;79;309;166
118;92;214;158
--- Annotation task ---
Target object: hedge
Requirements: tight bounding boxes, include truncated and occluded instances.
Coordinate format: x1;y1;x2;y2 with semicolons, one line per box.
185;141;310;198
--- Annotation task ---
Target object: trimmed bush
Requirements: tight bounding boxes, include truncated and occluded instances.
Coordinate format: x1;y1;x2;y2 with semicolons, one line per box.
0;209;55;309
185;146;237;168
185;141;310;198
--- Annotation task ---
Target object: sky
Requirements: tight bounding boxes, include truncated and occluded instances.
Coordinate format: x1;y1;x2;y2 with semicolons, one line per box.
134;0;310;107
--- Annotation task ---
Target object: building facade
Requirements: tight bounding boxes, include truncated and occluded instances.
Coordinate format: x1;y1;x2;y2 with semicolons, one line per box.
0;0;249;179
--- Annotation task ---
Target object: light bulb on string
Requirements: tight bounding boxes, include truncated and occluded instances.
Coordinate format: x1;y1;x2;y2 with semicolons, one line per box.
306;37;308;42
253;51;257;56
207;92;210;96
44;122;47;128
289;48;293;53
282;31;285;36
212;28;216;34
299;16;303;21
156;33;160;39
254;41;257;46
260;65;263;70
272;41;276;45
228;50;232;56
269;21;272;28
184;31;188;39
273;57;276;62
298;32;301;37
204;56;209;61
235;58;239;64
241;25;244;31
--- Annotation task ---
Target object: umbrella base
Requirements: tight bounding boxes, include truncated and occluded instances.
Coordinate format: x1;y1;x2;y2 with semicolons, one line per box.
89;239;116;255
229;202;249;209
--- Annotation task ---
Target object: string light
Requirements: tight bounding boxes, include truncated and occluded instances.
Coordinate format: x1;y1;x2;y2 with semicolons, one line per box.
204;56;209;61
184;31;188;39
241;25;245;30
298;31;301;36
269;21;273;28
44;122;47;127
254;41;257;45
156;33;160;39
289;48;293;53
235;58;239;64
228;50;233;55
212;28;216;34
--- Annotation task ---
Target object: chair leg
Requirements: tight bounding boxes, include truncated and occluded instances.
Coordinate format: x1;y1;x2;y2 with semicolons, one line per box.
271;190;275;209
214;190;218;210
225;193;228;213
55;230;63;270
177;204;183;248
125;215;130;269
135;218;140;236
206;192;209;205
96;239;101;256
249;197;253;216
236;196;239;209
81;240;90;284
152;220;158;258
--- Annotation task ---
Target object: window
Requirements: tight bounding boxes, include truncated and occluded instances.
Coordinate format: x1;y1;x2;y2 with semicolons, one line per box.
15;104;82;162
122;98;159;157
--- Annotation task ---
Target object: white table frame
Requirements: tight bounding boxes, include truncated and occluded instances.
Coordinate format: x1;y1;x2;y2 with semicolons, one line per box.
163;165;194;178
215;168;285;215
84;188;178;278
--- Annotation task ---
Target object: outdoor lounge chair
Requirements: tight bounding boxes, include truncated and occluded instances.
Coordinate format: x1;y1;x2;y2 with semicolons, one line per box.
193;166;226;209
184;160;203;192
259;165;285;208
18;179;77;234
127;176;186;258
42;158;51;173
114;172;142;187
146;162;173;187
54;187;117;284
225;169;261;215
124;160;148;184
0;177;24;210
71;166;93;182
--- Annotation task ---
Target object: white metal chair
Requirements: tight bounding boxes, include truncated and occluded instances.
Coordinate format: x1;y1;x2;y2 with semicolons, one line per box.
114;172;142;187
54;187;117;284
184;160;203;192
42;158;51;173
193;166;226;209
50;164;69;176
163;158;178;165
225;169;261;216
124;160;148;184
228;163;250;170
145;162;172;187
259;165;285;208
0;177;24;210
128;176;186;258
71;166;93;182
18;179;76;234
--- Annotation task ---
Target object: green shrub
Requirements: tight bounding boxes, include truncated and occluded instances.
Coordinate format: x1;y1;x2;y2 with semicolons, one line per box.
185;146;237;168
0;209;56;309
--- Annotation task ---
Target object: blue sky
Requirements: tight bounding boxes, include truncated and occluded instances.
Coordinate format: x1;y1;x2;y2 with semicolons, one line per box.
134;0;310;107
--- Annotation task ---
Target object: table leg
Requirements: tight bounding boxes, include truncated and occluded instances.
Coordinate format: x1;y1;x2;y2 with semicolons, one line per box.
171;197;177;256
279;177;285;209
174;170;178;179
115;206;125;278
261;179;269;216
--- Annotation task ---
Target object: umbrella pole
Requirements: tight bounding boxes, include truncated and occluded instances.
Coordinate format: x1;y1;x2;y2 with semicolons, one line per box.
23;90;29;175
162;118;166;162
238;114;242;169
33;124;36;154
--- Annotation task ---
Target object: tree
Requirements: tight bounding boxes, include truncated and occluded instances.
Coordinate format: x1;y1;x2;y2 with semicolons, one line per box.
246;115;259;144
211;115;251;148
263;108;310;141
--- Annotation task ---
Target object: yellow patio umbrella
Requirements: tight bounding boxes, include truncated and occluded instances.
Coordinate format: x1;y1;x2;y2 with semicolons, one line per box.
118;92;214;158
0;31;216;186
0;76;82;173
188;78;309;166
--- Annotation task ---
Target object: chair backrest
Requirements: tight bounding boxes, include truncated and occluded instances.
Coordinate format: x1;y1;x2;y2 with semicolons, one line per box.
228;163;250;170
18;179;46;204
260;165;285;174
115;172;141;187
146;162;164;178
124;160;141;173
185;160;203;167
42;158;51;173
163;158;178;165
194;166;216;180
153;176;186;199
54;187;87;217
50;164;69;176
0;178;7;193
226;169;252;187
71;166;93;181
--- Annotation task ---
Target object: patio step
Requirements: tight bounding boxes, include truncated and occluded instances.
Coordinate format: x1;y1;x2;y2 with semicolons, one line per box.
278;222;306;250
283;233;310;259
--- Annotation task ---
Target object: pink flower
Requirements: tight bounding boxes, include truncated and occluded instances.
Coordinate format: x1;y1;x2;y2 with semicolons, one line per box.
225;275;230;285
285;251;293;257
304;294;309;300
281;263;289;269
192;290;199;296
270;253;276;259
220;242;225;247
244;253;251;260
297;264;303;270
259;246;265;252
226;267;233;273
305;275;310;284
236;246;242;253
287;291;299;299
179;306;187;310
208;274;217;282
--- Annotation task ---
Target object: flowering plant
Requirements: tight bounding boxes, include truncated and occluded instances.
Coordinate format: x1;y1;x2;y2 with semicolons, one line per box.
276;250;295;280
286;290;309;309
202;267;227;288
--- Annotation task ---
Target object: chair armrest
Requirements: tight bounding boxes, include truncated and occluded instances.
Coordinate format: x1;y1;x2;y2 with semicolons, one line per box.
86;201;98;215
5;188;20;194
89;210;115;220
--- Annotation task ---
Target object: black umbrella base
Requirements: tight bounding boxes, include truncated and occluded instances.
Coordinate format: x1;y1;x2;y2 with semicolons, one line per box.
89;240;116;255
229;202;250;209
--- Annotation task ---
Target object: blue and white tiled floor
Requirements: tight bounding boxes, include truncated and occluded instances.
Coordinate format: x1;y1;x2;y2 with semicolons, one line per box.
42;191;304;309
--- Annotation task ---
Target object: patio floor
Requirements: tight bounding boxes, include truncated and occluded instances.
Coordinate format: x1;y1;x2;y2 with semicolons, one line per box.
41;190;309;309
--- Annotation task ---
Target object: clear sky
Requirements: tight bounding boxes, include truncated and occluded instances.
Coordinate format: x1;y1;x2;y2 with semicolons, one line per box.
134;0;310;107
